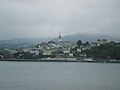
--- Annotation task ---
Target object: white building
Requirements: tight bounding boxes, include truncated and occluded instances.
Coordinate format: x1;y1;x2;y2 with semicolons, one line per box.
30;50;39;55
58;33;62;43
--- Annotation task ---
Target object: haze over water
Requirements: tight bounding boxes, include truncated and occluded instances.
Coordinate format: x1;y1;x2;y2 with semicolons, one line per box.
0;62;120;90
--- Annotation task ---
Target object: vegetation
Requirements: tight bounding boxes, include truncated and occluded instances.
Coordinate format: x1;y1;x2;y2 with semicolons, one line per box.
83;42;120;60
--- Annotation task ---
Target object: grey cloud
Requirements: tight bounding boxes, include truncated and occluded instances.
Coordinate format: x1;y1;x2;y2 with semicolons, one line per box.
0;0;120;39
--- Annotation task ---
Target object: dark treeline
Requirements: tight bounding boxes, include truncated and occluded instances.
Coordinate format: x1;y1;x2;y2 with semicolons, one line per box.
84;41;120;60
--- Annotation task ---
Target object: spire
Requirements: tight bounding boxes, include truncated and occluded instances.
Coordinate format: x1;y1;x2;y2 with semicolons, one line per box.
58;32;62;42
58;32;62;38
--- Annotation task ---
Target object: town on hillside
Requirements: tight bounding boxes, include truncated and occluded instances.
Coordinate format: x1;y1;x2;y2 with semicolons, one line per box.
0;33;120;63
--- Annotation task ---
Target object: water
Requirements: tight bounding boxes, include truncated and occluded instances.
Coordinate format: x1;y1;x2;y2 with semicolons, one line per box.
0;62;120;90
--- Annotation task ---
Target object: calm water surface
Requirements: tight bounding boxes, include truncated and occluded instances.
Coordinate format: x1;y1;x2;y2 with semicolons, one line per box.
0;62;120;90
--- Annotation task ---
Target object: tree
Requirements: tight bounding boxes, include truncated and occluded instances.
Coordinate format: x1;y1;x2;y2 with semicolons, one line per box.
77;40;82;48
83;41;90;47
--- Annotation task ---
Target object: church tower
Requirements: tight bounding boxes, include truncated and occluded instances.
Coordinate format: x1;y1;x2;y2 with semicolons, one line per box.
58;32;62;42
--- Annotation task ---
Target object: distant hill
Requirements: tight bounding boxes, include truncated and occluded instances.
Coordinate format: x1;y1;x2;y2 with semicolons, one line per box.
61;33;120;42
0;38;53;45
0;33;119;46
0;38;53;49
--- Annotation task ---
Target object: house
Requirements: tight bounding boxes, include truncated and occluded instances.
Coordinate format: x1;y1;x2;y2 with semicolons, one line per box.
89;42;97;47
69;53;73;57
37;42;49;50
30;50;39;55
52;49;64;58
4;49;18;55
43;49;54;56
82;46;91;50
48;41;57;48
77;48;82;52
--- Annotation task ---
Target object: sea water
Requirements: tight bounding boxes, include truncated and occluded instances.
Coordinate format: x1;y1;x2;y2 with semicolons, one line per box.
0;62;120;90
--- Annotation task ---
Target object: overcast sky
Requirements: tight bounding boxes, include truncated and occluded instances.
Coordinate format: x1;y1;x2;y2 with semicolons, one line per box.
0;0;120;39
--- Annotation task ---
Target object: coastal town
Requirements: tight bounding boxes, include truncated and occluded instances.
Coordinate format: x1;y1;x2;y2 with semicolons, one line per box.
0;33;120;63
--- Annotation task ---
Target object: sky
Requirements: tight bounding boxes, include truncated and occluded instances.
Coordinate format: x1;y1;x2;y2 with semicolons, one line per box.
0;0;120;40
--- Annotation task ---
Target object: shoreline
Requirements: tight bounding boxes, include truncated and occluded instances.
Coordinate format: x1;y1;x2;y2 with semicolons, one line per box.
0;59;78;62
0;59;120;63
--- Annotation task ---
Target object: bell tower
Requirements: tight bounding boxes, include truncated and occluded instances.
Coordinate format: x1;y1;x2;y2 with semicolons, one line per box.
58;32;62;42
